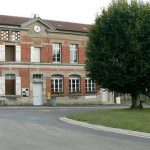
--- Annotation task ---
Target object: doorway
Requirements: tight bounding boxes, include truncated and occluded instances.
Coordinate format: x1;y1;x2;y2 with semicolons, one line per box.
33;83;43;105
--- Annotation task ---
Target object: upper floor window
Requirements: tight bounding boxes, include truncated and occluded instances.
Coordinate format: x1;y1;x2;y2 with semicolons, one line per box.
0;45;21;62
5;45;15;61
85;78;96;93
70;44;78;63
52;43;61;63
69;75;80;93
51;75;63;94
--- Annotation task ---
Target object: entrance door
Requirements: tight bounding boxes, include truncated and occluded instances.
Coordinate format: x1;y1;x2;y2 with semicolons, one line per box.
33;83;43;106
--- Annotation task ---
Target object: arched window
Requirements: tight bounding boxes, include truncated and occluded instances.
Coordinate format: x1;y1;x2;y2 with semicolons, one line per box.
69;75;80;93
51;75;63;94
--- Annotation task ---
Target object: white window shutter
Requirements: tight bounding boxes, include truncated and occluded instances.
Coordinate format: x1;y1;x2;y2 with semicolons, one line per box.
0;77;5;95
31;46;34;62
0;45;5;61
16;77;21;96
15;45;21;62
34;48;40;62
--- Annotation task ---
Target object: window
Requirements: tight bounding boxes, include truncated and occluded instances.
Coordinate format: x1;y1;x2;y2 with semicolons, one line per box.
0;45;21;62
5;45;15;61
31;47;40;62
70;44;78;63
52;43;61;63
69;75;80;93
51;75;63;94
33;74;43;80
0;75;21;96
85;78;96;93
5;74;16;95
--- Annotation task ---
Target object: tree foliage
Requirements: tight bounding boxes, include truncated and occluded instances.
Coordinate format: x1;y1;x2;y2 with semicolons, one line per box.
86;0;150;108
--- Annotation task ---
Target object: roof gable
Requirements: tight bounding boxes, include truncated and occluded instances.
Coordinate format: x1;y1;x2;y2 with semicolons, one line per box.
21;17;56;30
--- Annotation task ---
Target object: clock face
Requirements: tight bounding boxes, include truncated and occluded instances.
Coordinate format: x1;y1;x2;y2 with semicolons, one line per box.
34;25;41;33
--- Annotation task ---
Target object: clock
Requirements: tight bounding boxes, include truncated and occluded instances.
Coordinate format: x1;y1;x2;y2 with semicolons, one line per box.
34;25;41;33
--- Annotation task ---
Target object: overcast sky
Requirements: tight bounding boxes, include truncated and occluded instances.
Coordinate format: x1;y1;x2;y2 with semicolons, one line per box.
0;0;149;24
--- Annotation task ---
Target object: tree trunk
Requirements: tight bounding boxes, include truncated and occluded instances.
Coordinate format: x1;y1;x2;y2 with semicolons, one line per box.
130;93;140;109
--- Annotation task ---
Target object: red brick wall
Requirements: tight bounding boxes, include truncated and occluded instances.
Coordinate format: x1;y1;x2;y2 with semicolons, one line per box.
40;46;49;63
62;45;69;64
81;77;85;95
49;45;53;63
46;77;51;94
21;37;87;64
21;44;31;62
19;69;30;88
22;36;32;42
78;47;85;64
64;77;69;95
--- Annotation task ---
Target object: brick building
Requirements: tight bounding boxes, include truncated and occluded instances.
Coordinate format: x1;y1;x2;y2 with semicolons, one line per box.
0;15;114;105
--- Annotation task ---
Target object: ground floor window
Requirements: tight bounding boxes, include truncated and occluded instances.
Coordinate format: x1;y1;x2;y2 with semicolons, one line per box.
69;75;80;93
5;74;16;95
85;78;96;93
51;75;63;94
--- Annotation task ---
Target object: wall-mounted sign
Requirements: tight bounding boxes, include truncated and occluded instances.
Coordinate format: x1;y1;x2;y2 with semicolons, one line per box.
22;88;29;97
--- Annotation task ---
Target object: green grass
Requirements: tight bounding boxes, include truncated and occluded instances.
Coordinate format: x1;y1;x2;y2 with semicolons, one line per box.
68;108;150;133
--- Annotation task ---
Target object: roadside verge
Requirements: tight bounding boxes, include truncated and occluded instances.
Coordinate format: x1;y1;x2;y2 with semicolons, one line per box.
60;117;150;139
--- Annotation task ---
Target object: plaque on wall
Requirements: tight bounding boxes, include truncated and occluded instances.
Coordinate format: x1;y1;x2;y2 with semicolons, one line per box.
22;88;29;97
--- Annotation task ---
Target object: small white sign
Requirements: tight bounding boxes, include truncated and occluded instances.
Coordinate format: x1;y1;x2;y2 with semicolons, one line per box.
22;88;29;97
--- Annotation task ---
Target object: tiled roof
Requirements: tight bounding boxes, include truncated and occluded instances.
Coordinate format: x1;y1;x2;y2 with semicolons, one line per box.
0;15;90;33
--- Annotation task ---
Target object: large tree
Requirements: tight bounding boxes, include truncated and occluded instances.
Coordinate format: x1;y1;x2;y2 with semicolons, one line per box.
86;0;150;108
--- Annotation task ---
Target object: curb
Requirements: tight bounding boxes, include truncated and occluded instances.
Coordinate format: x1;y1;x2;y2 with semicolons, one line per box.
60;117;150;139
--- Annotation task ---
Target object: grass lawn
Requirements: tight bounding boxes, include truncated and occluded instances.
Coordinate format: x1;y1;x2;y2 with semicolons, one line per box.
68;108;150;133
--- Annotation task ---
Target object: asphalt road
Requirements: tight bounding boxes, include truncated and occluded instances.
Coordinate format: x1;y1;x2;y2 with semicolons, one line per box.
0;106;149;150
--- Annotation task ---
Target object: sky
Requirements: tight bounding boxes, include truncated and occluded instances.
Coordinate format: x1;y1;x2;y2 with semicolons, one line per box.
0;0;149;24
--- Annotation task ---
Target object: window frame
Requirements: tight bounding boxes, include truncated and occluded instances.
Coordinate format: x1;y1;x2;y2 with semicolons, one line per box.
33;74;43;80
5;45;16;62
52;43;61;63
51;75;63;94
85;78;96;93
5;74;16;95
70;44;78;63
69;76;80;93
